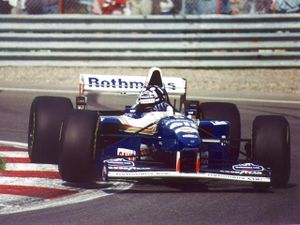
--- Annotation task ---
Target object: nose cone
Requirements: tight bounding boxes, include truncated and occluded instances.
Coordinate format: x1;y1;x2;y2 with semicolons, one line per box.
176;127;201;149
157;117;201;151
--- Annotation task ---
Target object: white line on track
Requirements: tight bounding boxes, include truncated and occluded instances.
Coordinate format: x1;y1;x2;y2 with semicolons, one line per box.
5;163;58;172
1;87;299;105
0;151;29;158
0;140;28;149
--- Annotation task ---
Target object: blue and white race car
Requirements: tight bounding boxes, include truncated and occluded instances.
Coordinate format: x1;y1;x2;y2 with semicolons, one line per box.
28;67;291;189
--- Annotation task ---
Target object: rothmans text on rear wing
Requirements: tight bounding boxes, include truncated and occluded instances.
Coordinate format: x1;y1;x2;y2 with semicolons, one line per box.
77;74;187;110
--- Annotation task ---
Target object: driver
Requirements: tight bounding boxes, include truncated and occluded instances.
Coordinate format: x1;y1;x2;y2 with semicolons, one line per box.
119;85;174;130
134;85;173;116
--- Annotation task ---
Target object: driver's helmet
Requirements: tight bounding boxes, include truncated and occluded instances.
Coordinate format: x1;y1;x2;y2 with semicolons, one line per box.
137;85;166;107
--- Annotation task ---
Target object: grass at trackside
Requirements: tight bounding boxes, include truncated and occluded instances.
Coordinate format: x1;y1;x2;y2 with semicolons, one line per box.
0;158;4;171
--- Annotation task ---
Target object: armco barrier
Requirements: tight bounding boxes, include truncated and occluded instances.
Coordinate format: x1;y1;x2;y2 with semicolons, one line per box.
0;14;299;68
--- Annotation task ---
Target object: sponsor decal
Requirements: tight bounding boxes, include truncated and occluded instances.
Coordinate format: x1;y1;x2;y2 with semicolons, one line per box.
182;134;198;138
227;163;266;175
88;77;144;90
233;163;265;172
167;120;198;129
106;157;152;172
165;118;193;126
211;121;228;126
175;127;198;134
108;166;151;172
117;148;137;161
204;173;268;182
117;148;136;157
106;158;135;167
220;169;264;176
83;75;182;92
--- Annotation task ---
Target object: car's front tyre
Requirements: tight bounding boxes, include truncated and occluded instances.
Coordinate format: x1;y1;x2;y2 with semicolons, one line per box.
58;110;100;183
252;115;290;188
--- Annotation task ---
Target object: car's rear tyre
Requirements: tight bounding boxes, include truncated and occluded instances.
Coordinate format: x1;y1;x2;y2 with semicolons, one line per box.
200;102;241;161
28;96;73;164
252;115;290;188
59;110;100;183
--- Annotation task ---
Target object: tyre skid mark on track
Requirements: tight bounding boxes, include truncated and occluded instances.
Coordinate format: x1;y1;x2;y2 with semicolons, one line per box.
0;142;133;215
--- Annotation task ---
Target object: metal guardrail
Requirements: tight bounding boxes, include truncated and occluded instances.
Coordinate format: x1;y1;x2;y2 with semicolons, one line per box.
0;14;299;68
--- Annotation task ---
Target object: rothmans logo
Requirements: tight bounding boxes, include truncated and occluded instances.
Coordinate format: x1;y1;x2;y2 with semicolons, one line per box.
88;77;144;89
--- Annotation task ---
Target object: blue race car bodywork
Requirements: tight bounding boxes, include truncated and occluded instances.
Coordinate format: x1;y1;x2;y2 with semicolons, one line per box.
95;108;270;184
99;115;229;164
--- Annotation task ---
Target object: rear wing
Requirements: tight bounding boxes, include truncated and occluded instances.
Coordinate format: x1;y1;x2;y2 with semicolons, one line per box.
78;74;187;110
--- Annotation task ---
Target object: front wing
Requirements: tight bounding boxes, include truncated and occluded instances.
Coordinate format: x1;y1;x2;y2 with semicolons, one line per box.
104;161;271;184
107;170;270;183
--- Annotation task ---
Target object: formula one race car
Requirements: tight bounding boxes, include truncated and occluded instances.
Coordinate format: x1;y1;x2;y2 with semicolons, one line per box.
28;67;291;189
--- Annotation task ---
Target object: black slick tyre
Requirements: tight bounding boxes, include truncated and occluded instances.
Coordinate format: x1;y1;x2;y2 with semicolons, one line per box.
252;115;290;188
200;102;241;161
59;110;99;183
28;96;73;164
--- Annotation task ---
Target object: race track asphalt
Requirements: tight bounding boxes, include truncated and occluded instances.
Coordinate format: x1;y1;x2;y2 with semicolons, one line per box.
0;89;299;225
